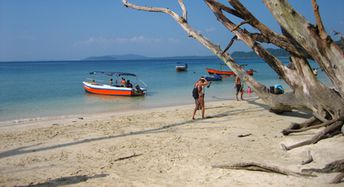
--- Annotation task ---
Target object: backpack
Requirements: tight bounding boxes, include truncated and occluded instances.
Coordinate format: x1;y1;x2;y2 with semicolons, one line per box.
192;87;199;99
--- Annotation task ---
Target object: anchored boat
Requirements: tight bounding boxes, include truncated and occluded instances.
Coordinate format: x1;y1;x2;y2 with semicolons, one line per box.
176;63;188;72
206;68;255;76
82;71;147;96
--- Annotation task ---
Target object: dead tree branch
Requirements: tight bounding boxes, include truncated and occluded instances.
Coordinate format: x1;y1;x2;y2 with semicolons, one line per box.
301;150;313;165
311;0;327;39
263;0;344;96
331;173;344;184
281;121;343;151
282;118;334;135
302;159;344;173
123;0;270;101
178;0;187;22
114;153;142;162
302;159;344;184
231;19;251;32
222;35;237;54
213;162;315;177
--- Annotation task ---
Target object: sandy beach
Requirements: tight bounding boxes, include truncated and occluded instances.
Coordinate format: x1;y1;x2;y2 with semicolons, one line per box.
0;98;343;186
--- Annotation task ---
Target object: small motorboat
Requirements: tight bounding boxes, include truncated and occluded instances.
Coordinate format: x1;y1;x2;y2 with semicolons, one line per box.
82;71;147;96
206;68;255;76
176;63;188;72
205;74;222;81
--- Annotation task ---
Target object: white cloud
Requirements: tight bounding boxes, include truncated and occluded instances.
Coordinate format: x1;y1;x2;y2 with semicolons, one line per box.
167;37;180;43
204;27;216;33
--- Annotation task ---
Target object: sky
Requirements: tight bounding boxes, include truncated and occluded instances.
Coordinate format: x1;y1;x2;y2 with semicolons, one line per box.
0;0;343;61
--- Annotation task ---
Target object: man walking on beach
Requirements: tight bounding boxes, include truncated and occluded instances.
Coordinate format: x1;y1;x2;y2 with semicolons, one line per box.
235;76;244;101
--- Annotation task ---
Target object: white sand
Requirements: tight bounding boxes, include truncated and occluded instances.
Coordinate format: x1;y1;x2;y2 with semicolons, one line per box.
0;99;343;186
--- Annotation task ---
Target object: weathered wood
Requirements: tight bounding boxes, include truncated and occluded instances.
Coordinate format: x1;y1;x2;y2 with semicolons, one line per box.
302;159;344;173
222;35;237;55
311;0;327;40
282;118;333;136
231;19;251;32
114;153;142;162
263;0;344;96
281;121;343;151
330;172;344;184
212;162;315;177
301;150;313;165
237;133;252;138
178;0;187;21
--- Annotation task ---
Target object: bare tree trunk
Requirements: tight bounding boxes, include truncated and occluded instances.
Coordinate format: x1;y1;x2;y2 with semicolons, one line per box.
122;0;344;151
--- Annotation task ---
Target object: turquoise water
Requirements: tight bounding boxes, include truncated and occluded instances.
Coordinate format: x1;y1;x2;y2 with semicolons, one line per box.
0;58;327;121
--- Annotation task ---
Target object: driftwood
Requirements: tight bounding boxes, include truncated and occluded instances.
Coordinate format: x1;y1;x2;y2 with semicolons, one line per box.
302;159;344;184
237;133;252;138
114;153;142;162
212;162;315;177
301;150;313;165
330;173;344;184
281;121;343;151
282;117;325;135
302;159;344;174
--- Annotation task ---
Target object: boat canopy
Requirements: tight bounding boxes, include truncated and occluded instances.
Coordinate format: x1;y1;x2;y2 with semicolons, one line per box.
89;71;137;77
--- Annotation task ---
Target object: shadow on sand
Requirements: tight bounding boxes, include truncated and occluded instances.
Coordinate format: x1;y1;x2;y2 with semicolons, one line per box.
0;116;213;159
247;98;312;119
23;173;108;187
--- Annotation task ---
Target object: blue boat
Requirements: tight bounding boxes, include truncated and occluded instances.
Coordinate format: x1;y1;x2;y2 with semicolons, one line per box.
205;74;222;81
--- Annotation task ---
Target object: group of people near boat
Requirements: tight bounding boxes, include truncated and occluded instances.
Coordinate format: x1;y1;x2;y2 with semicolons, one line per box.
109;77;133;88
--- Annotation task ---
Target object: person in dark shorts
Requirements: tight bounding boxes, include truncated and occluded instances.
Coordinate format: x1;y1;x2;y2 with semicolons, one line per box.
235;76;244;101
192;77;209;120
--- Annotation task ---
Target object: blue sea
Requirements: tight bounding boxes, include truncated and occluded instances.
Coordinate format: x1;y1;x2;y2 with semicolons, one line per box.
0;58;328;121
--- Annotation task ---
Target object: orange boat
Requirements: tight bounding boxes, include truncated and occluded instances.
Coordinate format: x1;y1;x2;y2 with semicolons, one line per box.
83;71;147;96
206;68;254;76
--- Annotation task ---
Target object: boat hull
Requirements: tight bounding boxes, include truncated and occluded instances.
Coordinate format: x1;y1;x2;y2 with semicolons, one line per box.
176;66;187;72
83;82;145;96
176;63;188;72
206;68;254;76
205;74;222;81
176;67;187;72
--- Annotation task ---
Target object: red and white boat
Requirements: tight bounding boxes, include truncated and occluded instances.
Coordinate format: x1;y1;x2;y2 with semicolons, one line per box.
206;68;255;76
82;71;147;96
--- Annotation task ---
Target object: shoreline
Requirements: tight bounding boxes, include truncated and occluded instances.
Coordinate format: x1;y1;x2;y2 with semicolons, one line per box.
0;98;343;186
0;96;243;126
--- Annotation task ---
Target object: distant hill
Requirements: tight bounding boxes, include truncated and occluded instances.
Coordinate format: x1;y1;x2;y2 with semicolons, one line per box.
83;54;217;61
83;48;289;61
83;54;149;61
153;55;217;60
231;48;289;58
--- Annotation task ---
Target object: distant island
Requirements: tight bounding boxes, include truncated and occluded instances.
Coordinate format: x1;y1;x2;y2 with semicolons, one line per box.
83;48;289;61
231;48;289;58
83;54;149;61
